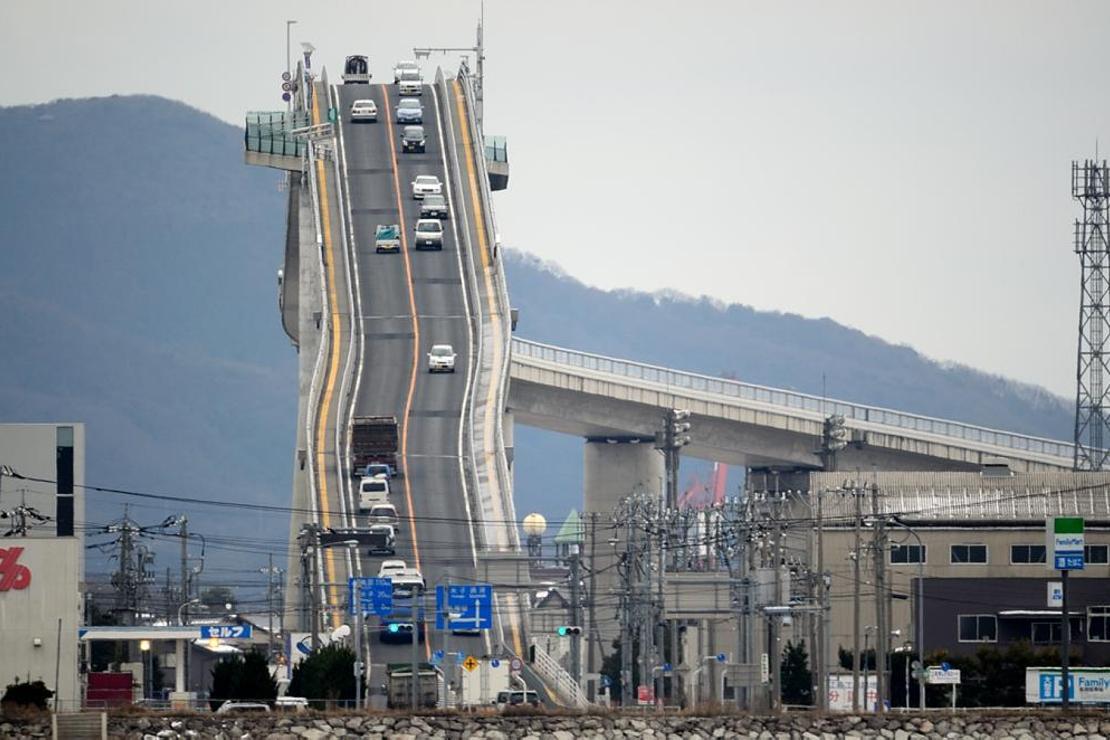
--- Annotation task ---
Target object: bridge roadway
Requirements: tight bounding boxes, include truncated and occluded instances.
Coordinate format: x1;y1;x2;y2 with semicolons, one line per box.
334;78;487;696
509;339;1078;472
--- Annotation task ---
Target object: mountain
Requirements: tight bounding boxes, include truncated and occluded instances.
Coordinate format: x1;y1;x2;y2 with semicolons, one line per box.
0;95;1073;575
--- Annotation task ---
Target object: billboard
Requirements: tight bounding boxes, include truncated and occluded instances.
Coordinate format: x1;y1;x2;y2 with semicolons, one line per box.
827;673;878;712
1026;667;1110;704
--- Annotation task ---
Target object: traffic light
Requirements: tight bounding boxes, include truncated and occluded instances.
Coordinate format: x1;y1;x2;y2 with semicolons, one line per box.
556;626;582;637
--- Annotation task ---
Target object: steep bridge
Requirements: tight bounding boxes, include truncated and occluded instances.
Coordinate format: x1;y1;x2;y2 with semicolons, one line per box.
249;49;1077;710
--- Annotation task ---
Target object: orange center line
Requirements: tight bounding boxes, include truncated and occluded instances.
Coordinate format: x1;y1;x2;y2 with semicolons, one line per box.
380;86;430;658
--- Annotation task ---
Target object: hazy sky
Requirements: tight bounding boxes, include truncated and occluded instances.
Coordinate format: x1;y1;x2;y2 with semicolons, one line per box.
4;0;1108;397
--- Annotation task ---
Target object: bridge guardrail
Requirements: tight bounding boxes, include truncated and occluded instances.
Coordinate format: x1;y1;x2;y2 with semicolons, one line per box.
512;338;1077;463
458;64;519;549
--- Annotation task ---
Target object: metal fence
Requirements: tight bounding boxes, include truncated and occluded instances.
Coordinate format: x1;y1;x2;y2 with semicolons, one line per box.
244;111;309;158
512;338;1077;462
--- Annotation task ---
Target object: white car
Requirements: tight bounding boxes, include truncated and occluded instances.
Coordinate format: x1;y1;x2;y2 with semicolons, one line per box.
395;97;423;124
367;503;399;528
411;175;442;199
378;559;407;578
427;344;456;373
414;219;444;250
398;72;423;96
216;701;270;714
358;476;390;511
349;99;378;122
393;60;420;83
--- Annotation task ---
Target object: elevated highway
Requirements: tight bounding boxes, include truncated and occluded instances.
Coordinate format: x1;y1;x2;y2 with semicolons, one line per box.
509;338;1076;473
253;58;526;706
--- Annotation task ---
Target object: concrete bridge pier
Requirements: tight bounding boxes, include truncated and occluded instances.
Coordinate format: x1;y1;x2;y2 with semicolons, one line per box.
582;437;665;691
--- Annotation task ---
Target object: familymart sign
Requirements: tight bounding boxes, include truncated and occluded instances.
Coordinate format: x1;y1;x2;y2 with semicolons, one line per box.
1046;517;1085;571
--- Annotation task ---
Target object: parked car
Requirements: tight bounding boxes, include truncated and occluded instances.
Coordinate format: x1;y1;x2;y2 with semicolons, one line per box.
401;125;426;153
411;175;442;199
427;344;457;373
493;690;540;709
350;99;378;122
395;98;422;124
216;701;270;714
420;194;448;219
414;219;444;250
274;696;308;712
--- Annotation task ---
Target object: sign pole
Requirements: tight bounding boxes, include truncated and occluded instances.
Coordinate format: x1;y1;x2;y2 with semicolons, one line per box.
1061;568;1070;712
354;605;363;710
411;587;422;709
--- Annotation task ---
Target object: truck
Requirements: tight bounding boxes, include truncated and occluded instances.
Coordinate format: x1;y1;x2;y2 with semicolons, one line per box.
350;415;400;477
374;224;400;253
342;55;372;84
385;663;441;709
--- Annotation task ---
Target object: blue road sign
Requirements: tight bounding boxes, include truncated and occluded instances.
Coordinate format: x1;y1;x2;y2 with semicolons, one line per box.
348;577;393;616
430;649;444;666
491;658;501;668
456;651;465;665
940;661;951;671
662;662;672;673
435;583;493;631
200;625;252;639
716;653;727;664
601;675;612;688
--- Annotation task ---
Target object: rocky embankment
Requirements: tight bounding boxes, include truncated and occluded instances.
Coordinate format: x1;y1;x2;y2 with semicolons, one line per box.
4;711;1110;739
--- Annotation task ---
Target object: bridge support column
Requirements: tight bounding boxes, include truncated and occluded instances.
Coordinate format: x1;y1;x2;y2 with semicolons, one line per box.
582;437;664;684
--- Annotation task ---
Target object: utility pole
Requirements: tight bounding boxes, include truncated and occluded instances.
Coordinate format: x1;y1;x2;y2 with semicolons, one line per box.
871;482;887;713
268;553;276;658
569;544;582;687
586;512;600;697
816;488;829;712
770;480;783;711
851;484;862;712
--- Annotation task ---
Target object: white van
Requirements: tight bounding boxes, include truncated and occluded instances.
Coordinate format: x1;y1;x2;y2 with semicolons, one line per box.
358;476;390;511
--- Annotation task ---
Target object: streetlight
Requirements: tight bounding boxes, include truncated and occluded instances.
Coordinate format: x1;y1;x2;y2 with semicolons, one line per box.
343;540;363;710
889;515;926;711
178;597;200;626
140;639;152;700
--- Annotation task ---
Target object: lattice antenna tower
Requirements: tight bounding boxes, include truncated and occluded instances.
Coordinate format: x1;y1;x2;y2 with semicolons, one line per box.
1073;157;1110;470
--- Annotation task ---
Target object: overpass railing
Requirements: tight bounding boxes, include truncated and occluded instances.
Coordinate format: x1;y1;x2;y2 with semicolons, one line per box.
511;338;1077;463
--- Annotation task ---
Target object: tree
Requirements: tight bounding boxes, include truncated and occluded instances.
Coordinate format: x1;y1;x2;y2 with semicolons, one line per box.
925;641;1066;707
781;640;813;706
200;586;237;612
287;643;357;708
1;680;54;715
209;649;276;710
838;645;876;670
598;638;642;705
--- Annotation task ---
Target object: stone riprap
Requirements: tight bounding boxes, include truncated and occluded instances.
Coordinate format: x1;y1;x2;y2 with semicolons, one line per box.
3;711;1110;740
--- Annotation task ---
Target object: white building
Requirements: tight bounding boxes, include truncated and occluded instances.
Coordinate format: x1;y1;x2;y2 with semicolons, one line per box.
0;423;85;709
